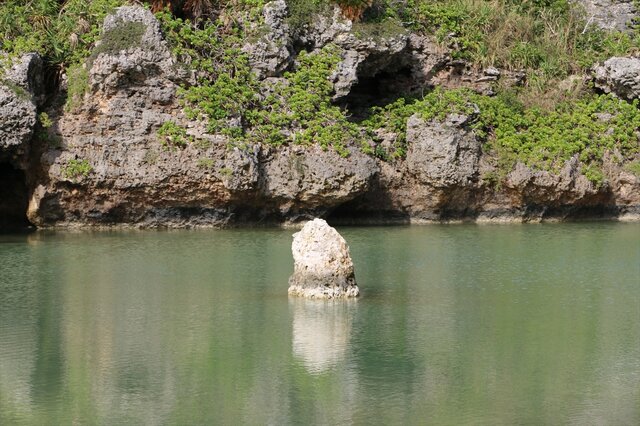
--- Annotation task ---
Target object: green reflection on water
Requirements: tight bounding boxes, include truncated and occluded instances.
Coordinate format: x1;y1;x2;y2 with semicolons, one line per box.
0;224;639;425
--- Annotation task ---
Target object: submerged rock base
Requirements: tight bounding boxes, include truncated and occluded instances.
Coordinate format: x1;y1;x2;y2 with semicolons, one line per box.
288;219;360;299
288;283;360;299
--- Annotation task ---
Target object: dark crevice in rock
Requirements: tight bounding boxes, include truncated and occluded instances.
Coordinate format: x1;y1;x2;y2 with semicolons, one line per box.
0;163;33;231
336;51;423;121
325;193;411;226
341;66;415;118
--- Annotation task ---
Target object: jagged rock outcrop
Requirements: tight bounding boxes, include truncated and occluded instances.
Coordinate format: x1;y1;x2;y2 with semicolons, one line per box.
288;218;359;298
330;111;640;224
244;0;293;78
0;54;43;156
406;113;481;188
90;6;189;95
0;85;37;154
262;145;377;215
574;0;637;32
499;158;605;216
330;30;410;100
593;57;640;100
347;113;483;221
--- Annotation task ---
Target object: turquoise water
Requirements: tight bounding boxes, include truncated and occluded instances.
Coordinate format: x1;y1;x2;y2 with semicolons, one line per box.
0;224;639;425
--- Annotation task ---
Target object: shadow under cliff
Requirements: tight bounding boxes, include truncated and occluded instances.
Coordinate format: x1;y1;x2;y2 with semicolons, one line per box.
0;162;33;232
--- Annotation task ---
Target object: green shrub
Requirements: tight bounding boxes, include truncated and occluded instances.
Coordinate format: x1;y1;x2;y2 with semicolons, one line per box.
624;160;640;177
39;112;53;128
582;164;605;187
158;11;367;156
66;64;89;112
286;0;332;31
158;121;193;149
404;0;639;98
89;21;146;65
197;157;214;169
63;159;93;179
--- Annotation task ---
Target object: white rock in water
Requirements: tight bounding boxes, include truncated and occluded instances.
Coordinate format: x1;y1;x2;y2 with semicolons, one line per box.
288;218;359;298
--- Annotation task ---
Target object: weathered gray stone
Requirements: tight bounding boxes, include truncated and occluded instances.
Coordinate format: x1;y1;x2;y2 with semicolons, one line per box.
244;0;293;78
406;113;481;188
593;56;640;100
2;53;45;106
504;156;600;206
0;94;35;150
288;218;359;298
0;53;44;154
299;6;351;47
330;32;409;100
574;0;636;32
90;6;188;94
261;145;378;210
222;146;260;191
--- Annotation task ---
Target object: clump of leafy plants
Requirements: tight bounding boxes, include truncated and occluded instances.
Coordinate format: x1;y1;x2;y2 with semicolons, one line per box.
38;112;53;128
63;159;93;179
65;64;89;111
158;11;367;156
403;0;639;101
157;121;193;149
197;157;214;169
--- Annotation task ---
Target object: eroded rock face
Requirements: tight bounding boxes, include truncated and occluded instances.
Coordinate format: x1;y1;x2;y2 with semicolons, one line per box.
288;218;359;298
20;5;640;228
0;54;43;158
593;57;640;100
244;0;293;78
406;113;481;188
573;0;636;32
0;84;37;153
262;145;378;215
90;6;189;95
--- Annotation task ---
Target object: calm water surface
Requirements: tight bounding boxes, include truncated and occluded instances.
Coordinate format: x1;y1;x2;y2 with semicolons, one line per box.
0;223;639;425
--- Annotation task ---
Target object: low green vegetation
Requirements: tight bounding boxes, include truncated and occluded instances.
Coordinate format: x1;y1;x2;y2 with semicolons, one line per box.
157;121;193;149
625;160;640;177
159;11;366;156
365;88;640;184
63;158;93;179
38;112;54;128
403;0;639;103
88;20;146;65
65;64;89;111
0;0;128;66
197;157;214;169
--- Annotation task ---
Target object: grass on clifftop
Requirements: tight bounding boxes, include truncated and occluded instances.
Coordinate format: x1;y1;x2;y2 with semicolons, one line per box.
0;0;128;67
404;0;639;104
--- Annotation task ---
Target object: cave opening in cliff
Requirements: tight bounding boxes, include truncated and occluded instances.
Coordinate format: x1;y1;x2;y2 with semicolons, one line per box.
0;163;32;231
338;63;418;121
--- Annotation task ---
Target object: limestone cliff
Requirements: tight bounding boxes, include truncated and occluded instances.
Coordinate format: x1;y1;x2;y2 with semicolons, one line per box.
0;3;639;229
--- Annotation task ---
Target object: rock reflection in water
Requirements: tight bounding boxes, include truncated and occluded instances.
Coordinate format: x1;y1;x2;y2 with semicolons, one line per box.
291;298;357;373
